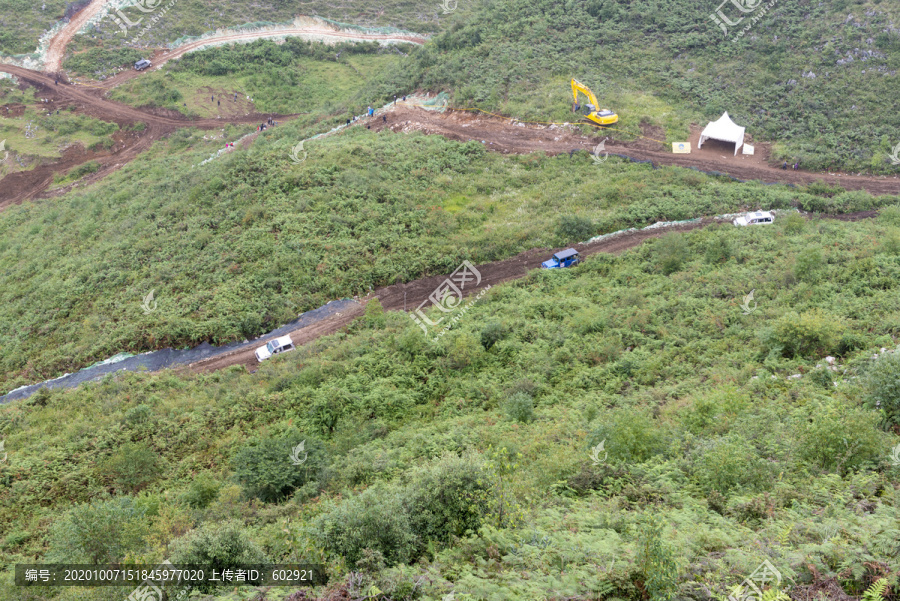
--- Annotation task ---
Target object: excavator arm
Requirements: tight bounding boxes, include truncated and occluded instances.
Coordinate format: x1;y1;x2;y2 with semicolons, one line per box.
571;78;600;109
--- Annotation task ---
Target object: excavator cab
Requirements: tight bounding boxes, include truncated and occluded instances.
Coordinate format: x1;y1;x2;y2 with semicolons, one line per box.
571;79;618;126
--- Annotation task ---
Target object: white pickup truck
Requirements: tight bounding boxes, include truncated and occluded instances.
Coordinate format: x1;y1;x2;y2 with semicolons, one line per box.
255;335;295;362
733;211;775;226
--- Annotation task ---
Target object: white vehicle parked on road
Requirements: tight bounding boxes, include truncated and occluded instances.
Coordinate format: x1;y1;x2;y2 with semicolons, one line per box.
733;210;775;226
255;335;295;362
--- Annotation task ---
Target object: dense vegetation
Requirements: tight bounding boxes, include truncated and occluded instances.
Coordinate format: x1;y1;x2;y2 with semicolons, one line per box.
2;215;899;600
3;112;897;394
365;0;900;171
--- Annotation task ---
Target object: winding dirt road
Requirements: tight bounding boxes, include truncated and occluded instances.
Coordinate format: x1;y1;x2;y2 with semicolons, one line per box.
0;64;292;207
183;218;715;374
44;0;114;73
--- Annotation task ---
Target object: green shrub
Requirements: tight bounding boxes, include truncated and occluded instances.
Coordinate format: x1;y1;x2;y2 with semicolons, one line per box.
99;442;162;493
781;213;805;234
590;407;667;463
502;391;534;423
761;309;841;359
230;433;322;502
556;215;595;243
315;486;417;566
48;497;148;564
170;520;268;593
863;351;900;428
877;205;900;226
180;472;220;509
480;321;506;350
635;514;679;601
655;233;690;275
679;386;749;436
704;234;732;264
691;437;772;495
124;404;152;425
798;401;884;473
794;247;823;281
403;452;492;543
364;298;386;328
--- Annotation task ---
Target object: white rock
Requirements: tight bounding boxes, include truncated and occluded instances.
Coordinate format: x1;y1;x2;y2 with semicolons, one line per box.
825;356;835;364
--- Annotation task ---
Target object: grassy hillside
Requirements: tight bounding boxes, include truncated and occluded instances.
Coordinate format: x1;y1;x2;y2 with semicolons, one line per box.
364;0;900;172
1;215;899;600
5;110;898;394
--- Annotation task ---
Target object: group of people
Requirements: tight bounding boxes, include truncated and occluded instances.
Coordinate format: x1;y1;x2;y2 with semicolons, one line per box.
257;117;277;132
782;160;801;170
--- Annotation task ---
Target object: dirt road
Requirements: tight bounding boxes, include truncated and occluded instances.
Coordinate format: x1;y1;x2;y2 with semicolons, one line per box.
44;0;114;73
0;64;291;207
371;107;900;196
184;219;711;374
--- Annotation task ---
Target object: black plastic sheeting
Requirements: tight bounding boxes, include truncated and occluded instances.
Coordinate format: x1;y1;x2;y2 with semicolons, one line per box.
0;299;359;404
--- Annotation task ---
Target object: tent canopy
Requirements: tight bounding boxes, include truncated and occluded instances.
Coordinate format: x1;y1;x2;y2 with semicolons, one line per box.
698;112;745;155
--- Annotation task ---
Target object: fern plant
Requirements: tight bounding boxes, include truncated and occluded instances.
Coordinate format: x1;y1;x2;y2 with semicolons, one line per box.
861;579;888;601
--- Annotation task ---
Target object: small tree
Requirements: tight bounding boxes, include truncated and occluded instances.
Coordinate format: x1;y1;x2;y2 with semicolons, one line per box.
170;521;268;593
635;515;680;601
231;434;322;502
99;442;162;493
48;497;148;564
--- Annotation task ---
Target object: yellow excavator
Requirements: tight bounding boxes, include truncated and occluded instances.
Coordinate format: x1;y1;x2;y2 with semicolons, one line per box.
570;78;618;126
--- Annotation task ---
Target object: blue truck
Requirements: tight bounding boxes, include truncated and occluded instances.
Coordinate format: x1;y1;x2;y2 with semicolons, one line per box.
541;248;581;269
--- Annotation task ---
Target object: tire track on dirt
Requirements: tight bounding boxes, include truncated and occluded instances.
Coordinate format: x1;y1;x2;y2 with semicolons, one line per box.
44;0;115;73
184;219;712;375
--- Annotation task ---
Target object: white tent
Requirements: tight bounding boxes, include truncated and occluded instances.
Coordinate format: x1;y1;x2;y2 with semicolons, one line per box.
698;112;745;156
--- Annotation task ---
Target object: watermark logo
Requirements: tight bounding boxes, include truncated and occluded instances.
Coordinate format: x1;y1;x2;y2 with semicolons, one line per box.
24;122;37;139
589;439;607;465
411;260;490;341
110;0;179;43
0;439;7;463
440;0;458;14
890;443;900;467
591;138;609;164
889;142;900;166
140;290;158;314
289;140;307;164
710;0;778;39
727;560;782;601
740;289;757;315
125;560;191;601
289;440;308;466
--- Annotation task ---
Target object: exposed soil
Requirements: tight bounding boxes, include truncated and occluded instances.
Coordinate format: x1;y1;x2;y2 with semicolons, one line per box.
0;64;295;207
183;219;712;375
1;103;26;117
366;106;900;195
44;0;114;73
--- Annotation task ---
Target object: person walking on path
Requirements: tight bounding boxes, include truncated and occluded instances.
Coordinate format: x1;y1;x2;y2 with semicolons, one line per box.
782;161;788;170
383;114;387;123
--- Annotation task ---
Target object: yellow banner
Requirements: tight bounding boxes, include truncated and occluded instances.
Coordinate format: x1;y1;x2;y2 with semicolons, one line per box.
672;142;690;153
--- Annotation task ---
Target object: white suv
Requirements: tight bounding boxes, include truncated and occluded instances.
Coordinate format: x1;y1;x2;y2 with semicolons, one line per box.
255;335;295;362
733;211;775;226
